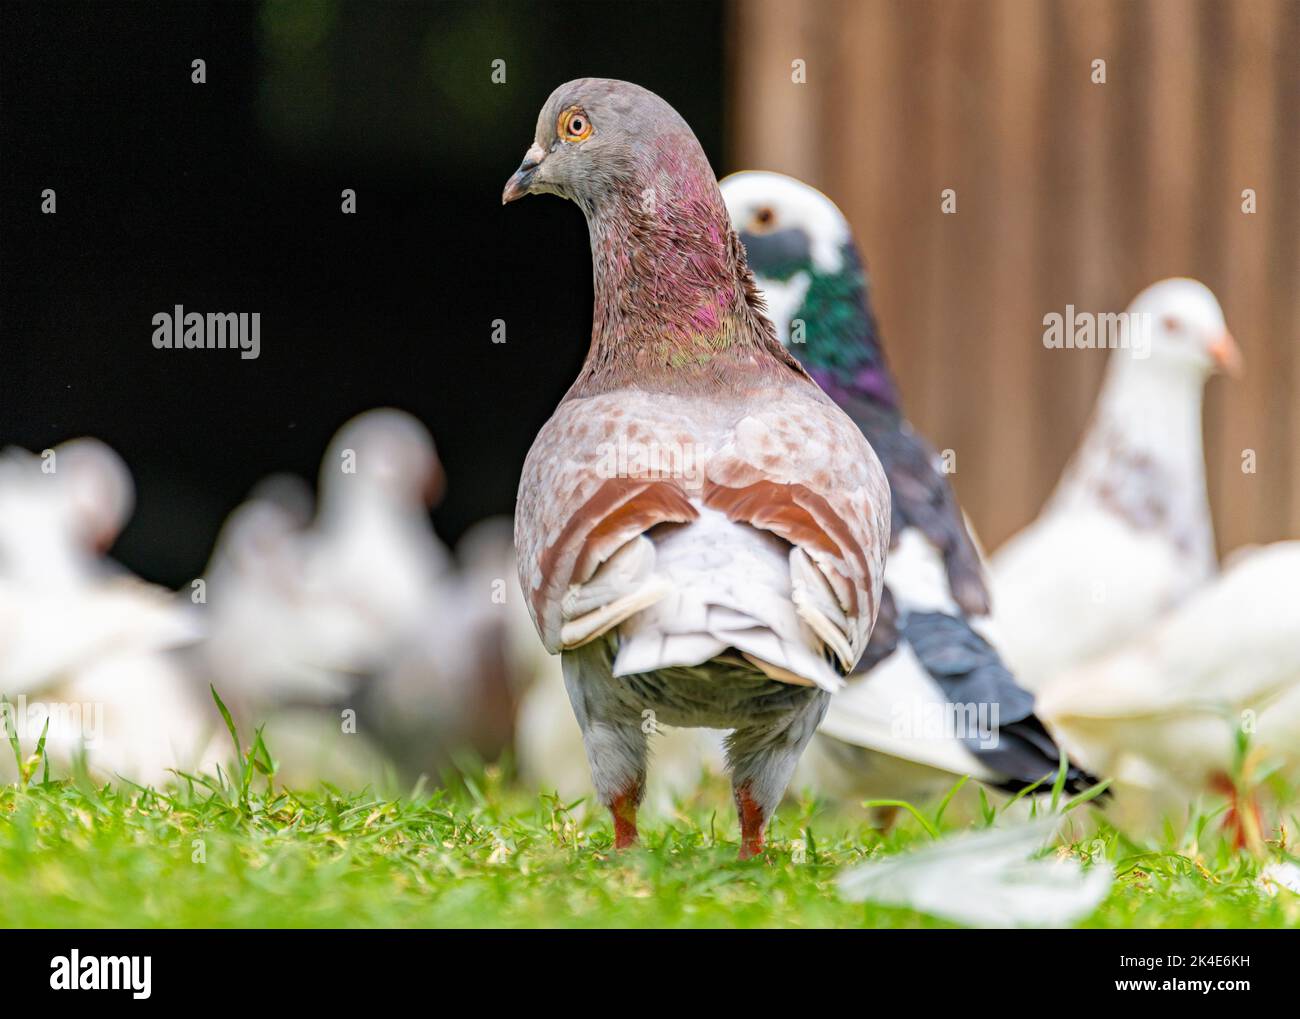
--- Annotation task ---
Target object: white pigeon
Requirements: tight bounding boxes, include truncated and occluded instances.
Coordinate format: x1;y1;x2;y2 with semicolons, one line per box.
721;171;1091;811
1035;541;1300;839
303;408;453;647
196;409;504;786
197;472;362;710
0;439;133;589
363;517;526;777
199;409;451;715
991;278;1241;691
0;439;213;784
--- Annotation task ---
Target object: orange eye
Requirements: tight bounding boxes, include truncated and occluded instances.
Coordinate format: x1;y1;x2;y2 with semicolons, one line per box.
752;206;776;231
558;107;592;142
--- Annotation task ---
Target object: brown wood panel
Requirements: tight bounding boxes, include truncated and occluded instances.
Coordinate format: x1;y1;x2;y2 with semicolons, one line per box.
1213;0;1282;552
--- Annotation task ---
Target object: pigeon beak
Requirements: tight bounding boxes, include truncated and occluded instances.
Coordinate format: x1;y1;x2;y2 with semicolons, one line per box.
1209;330;1243;377
91;522;118;555
422;460;446;508
503;143;546;205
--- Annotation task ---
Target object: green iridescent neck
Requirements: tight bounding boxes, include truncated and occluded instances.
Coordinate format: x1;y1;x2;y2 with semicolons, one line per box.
790;243;898;408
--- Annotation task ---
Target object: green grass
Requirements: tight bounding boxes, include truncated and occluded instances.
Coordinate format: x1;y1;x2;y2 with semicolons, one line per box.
0;694;1297;928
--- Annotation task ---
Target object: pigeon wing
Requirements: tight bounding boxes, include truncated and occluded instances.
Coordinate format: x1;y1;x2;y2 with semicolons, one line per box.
515;383;890;669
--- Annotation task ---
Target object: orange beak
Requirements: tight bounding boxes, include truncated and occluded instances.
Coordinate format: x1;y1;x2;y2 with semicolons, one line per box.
1209;331;1243;377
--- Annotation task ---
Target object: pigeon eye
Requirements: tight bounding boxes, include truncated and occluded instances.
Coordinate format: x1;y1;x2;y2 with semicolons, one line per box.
558;108;593;142
753;207;776;231
1161;315;1183;334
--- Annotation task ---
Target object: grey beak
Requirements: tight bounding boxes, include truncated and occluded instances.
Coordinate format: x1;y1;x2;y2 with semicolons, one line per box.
503;143;546;205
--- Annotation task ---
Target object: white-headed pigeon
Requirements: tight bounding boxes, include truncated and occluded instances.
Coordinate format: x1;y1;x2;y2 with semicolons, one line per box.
197;410;452;734
0;439;214;783
991;279;1240;690
721;171;1095;806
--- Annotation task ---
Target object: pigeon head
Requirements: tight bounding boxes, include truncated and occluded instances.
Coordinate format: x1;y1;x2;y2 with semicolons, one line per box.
503;78;715;214
721;171;896;407
53;438;135;553
321;409;444;512
504;80;798;388
0;438;131;587
1125;278;1241;379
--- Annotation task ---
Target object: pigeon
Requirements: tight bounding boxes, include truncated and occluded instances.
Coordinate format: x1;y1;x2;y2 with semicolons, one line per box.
721;171;1093;805
0;438;134;589
503;80;891;858
197;471;368;718
515;645;727;816
990;279;1241;690
198;408;451;717
365;517;525;777
196;410;522;785
303;408;453;650
1036;541;1300;843
0;439;213;784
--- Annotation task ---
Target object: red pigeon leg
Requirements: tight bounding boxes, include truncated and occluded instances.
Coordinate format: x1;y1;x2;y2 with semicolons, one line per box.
610;784;641;850
1213;773;1263;852
735;783;767;861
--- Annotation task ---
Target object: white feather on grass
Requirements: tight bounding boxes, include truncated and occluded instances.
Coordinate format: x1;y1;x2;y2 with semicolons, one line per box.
837;820;1112;928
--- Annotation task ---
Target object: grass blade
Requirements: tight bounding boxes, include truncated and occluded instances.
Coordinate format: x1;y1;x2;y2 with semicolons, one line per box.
861;798;939;839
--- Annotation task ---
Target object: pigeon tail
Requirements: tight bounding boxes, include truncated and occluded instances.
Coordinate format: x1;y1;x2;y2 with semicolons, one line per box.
902;611;1103;797
611;506;845;693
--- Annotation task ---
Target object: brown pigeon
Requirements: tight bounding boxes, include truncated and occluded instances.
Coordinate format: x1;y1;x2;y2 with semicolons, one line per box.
503;79;890;859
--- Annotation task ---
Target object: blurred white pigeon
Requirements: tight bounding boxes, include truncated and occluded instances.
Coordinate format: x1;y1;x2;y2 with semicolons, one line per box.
991;278;1241;691
196;409;517;787
304;408;452;649
199;409;451;714
838;818;1113;928
363;517;525;777
1036;542;1300;842
197;472;362;709
0;439;133;589
0;438;212;784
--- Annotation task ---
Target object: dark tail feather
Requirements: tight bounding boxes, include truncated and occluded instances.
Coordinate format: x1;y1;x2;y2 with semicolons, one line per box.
983;715;1104;798
901;610;1107;801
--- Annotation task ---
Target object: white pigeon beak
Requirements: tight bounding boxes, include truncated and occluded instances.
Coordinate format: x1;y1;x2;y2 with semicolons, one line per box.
1209;330;1243;377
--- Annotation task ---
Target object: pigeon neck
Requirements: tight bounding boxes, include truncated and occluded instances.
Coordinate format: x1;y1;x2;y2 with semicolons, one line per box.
3;531;91;589
1053;352;1214;560
575;168;795;393
791;244;899;412
318;484;404;534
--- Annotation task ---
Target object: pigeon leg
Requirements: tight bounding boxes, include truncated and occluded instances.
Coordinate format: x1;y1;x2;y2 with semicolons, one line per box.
733;782;767;861
609;783;643;850
1213;773;1264;853
727;690;830;861
562;645;648;850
